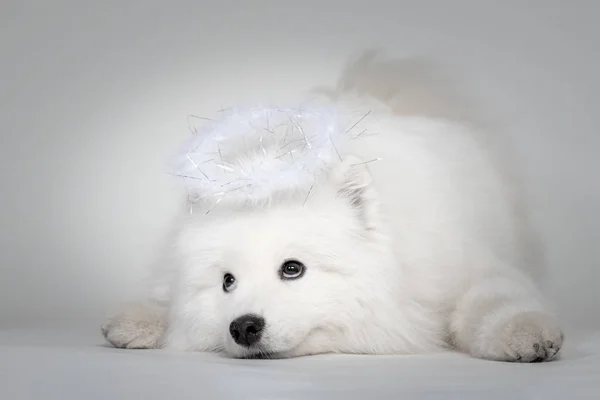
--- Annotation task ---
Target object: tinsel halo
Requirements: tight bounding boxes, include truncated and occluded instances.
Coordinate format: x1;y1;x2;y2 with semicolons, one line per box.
168;102;356;206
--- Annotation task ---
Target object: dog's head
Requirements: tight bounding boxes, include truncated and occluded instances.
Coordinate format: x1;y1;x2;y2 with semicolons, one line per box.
172;156;395;358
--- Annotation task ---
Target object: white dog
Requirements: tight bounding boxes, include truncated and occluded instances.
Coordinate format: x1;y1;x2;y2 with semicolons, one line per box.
102;52;564;362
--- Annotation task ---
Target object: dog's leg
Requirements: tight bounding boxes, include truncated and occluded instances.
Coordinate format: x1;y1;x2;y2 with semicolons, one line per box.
449;268;564;362
101;302;168;349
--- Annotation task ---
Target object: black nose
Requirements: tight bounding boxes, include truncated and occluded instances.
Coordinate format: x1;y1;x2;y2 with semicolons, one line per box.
229;314;265;347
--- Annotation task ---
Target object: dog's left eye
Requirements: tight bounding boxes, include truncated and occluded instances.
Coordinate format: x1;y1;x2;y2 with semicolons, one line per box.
280;260;306;280
223;273;237;292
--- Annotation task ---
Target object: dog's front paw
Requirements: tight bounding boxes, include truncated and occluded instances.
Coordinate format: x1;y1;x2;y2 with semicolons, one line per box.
490;311;564;363
101;303;167;349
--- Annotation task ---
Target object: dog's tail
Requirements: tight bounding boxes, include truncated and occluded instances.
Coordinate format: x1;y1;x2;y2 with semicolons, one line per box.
317;50;547;284
315;49;475;123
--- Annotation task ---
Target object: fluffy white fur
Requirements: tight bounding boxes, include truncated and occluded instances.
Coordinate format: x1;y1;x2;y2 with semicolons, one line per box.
102;52;564;362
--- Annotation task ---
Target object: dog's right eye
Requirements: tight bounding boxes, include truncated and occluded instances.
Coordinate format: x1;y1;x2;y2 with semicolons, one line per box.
280;260;306;280
222;273;237;292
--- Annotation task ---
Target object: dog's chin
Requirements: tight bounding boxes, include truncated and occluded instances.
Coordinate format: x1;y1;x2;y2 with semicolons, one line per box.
227;342;330;359
224;328;328;359
226;345;293;360
240;350;286;360
225;328;333;359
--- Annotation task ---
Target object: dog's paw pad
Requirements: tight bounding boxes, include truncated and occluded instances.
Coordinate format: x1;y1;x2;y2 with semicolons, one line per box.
496;311;564;363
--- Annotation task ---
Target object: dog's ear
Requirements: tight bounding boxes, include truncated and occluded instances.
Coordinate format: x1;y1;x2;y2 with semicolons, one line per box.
331;155;380;232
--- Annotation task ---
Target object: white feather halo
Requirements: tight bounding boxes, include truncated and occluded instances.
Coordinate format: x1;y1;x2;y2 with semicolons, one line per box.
169;102;354;207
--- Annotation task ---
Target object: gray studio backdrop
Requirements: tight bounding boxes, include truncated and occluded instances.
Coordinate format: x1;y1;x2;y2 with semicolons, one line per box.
1;1;598;333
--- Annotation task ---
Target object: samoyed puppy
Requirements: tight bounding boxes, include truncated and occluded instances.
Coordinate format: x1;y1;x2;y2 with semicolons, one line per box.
101;52;564;362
